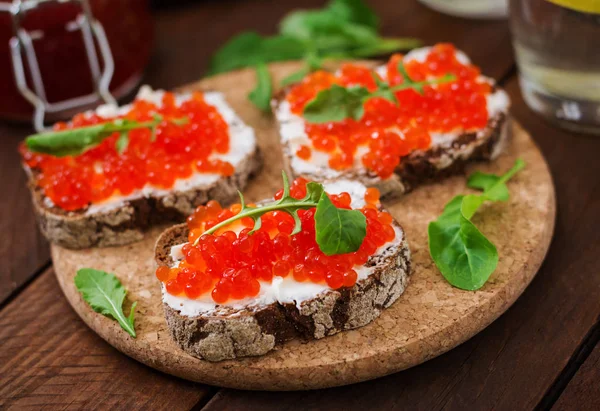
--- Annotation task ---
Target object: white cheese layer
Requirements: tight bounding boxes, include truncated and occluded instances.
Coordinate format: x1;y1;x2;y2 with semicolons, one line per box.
58;86;256;215
276;46;510;179
162;180;404;317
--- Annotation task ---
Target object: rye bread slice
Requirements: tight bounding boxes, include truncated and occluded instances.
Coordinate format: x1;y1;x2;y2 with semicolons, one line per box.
155;218;410;362
272;85;510;201
25;146;262;250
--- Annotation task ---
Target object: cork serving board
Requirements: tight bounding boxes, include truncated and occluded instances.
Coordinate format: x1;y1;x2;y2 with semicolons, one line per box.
51;62;556;391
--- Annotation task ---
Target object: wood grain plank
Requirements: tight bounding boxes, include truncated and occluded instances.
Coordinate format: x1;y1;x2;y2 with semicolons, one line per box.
200;78;600;410
0;269;212;411
552;330;600;411
0;126;51;306
146;0;514;91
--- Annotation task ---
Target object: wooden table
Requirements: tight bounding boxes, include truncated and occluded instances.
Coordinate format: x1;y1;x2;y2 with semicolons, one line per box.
1;1;598;409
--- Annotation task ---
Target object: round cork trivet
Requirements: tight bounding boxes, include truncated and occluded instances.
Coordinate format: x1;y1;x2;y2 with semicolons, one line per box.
51;62;556;391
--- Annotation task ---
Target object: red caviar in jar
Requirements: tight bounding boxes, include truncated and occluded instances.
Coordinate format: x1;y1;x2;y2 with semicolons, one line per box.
156;180;396;304
286;43;493;179
20;91;233;211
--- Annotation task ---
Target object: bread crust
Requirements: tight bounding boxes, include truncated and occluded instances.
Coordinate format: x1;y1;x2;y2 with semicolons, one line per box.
155;218;411;362
272;89;510;201
26;147;262;249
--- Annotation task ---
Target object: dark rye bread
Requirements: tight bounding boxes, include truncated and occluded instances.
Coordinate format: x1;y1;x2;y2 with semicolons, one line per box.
272;89;510;201
155;220;411;362
25;147;262;249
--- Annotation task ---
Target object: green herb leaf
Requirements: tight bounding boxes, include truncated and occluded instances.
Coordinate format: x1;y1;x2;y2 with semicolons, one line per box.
468;171;511;201
280;0;379;46
26;124;112;157
468;172;503;190
201;172;319;239
280;49;323;87
305;49;323;71
371;73;398;104
428;204;498;291
303;84;370;123
74;268;137;338
197;172;363;256
305;181;326;202
208;33;307;75
315;191;367;256
116;131;129;154
25;115;188;158
349;37;422;58
303;71;456;124
281;67;311;87
280;12;375;45
428;159;526;290
397;62;425;94
327;0;379;29
248;63;273;112
210;0;420;78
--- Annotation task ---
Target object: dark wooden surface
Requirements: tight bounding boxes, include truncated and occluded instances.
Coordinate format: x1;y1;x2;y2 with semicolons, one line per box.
0;269;214;410
553;331;600;411
0;1;598;410
0;124;51;307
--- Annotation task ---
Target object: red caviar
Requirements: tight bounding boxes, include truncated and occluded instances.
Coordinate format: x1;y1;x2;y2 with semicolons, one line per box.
156;178;395;304
296;145;312;160
20;91;233;211
286;43;492;179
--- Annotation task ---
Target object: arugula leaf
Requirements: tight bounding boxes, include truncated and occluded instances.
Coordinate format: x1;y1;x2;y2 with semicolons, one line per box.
278;0;419;59
197;172;365;256
397;62;426;94
200;172;321;238
281;67;311;87
281;49;323;87
280;10;412;61
428;196;498;290
348;37;422;57
468;172;501;191
283;13;378;46
208;33;306;75
280;0;378;44
210;0;420;77
26;124;112;157
303;72;456;124
74;268;137;338
248;63;273;112
26;115;188;157
428;159;526;290
303;84;370;123
113;118;142;154
468;171;509;202
327;0;379;29
315;190;367;255
371;73;398;104
115;131;129;154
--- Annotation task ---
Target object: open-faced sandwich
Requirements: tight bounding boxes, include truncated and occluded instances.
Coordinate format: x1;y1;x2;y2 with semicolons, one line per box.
155;175;410;361
20;86;261;249
273;43;510;199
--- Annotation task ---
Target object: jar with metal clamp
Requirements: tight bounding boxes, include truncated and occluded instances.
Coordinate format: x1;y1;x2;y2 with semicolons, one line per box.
0;0;152;130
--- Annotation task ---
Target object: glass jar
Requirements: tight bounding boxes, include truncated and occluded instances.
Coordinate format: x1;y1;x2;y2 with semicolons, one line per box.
510;0;600;134
0;0;153;123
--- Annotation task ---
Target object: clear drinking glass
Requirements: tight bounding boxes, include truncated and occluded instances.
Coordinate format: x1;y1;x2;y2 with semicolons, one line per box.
510;0;600;134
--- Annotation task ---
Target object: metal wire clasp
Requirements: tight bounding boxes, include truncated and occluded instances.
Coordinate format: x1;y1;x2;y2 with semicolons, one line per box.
0;0;116;131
